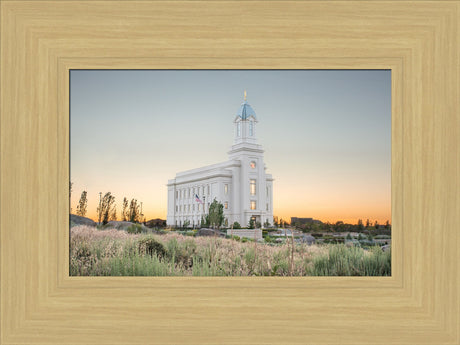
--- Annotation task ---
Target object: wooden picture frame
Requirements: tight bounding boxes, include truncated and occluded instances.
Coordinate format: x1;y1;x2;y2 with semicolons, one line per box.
1;1;458;344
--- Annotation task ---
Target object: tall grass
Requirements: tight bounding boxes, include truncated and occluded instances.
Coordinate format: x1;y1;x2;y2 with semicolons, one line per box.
70;226;391;276
308;244;391;276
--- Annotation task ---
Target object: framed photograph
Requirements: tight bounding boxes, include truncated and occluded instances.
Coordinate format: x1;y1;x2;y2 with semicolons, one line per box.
69;69;392;277
1;1;458;344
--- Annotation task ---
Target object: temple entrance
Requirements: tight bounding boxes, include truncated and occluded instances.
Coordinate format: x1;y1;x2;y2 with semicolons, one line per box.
250;215;261;226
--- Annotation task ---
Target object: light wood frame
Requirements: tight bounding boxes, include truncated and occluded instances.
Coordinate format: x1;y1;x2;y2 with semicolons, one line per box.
1;1;459;344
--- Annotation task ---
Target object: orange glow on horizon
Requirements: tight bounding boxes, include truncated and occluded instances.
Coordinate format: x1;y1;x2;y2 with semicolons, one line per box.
73;198;391;226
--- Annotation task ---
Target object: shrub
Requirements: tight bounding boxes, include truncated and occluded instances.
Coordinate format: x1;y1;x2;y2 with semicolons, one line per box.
232;221;241;229
137;237;166;259
127;224;143;234
264;236;274;243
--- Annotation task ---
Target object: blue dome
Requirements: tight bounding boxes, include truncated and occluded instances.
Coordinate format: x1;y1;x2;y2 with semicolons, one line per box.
237;101;256;120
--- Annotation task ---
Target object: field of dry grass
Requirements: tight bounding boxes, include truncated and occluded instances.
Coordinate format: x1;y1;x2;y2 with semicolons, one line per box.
70;225;391;276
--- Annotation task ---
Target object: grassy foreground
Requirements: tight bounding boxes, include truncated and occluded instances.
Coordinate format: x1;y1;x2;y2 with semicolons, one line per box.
70;225;391;276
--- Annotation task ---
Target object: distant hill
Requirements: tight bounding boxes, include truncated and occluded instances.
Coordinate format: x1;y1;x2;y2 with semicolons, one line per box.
70;214;96;227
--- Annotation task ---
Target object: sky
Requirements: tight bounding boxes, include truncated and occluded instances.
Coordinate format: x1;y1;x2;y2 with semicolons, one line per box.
70;70;391;224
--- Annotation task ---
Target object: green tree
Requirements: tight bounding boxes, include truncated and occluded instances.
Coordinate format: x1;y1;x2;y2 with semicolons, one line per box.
365;219;371;228
128;199;140;223
76;191;88;217
374;221;379;229
200;215;210;228
121;197;128;221
249;218;255;229
98;192;116;225
334;221;345;232
208;198;224;229
111;204;117;221
263;219;270;228
232;221;241;229
384;220;390;229
357;219;364;231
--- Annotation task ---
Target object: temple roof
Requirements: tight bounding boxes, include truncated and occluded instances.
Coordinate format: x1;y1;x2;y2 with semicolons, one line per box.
237;101;256;120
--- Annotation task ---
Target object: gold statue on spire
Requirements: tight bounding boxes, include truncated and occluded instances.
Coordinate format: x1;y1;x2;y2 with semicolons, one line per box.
244;90;247;101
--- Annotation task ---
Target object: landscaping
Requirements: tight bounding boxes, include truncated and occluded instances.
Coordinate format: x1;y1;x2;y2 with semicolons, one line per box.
70;225;391;276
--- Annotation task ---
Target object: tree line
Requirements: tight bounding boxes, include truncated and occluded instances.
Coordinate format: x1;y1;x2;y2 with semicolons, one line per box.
71;186;145;225
287;217;391;233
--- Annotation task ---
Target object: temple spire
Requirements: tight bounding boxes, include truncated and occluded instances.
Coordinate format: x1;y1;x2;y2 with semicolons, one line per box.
244;90;247;101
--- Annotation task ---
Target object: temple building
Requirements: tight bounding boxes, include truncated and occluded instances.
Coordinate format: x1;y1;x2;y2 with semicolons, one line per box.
166;92;274;228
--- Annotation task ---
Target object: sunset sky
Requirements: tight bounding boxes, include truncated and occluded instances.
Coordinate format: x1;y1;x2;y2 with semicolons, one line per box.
70;70;391;224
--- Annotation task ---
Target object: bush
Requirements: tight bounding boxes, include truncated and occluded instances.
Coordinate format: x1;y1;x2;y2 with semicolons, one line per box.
232;221;241;229
137;237;166;259
127;224;143;234
264;236;274;243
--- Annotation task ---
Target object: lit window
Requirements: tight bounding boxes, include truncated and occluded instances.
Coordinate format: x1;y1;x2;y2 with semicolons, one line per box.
250;161;256;169
250;201;256;210
249;121;253;136
225;202;228;209
250;179;256;196
224;184;228;195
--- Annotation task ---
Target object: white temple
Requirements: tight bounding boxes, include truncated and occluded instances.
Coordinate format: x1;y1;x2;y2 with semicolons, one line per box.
167;92;274;228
